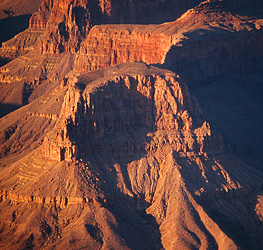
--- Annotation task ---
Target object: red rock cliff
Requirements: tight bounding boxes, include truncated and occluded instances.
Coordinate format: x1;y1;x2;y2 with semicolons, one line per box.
35;0;91;54
73;0;263;82
43;63;222;161
74;24;174;72
27;0;203;55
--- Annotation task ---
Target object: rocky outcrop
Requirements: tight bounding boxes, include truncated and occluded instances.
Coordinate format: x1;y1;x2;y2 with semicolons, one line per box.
2;0;263;82
38;0;91;54
43;63;221;161
0;29;43;58
1;1;263;250
74;25;174;72
25;0;209;56
0;52;75;107
0;189;99;208
28;0;203;55
29;0;53;29
73;0;263;77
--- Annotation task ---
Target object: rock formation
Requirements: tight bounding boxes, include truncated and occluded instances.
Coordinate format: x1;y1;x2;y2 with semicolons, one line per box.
43;63;220;162
0;61;263;249
74;0;263;76
2;0;263;109
0;0;263;249
26;0;204;56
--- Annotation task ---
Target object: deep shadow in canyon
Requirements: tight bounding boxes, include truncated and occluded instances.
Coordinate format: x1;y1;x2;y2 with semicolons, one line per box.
0;103;22;118
0;14;31;46
162;27;263;164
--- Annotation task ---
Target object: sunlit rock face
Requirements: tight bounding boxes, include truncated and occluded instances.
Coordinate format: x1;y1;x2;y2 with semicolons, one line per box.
0;0;263;249
32;0;91;54
28;0;202;55
73;25;173;73
43;63;220;161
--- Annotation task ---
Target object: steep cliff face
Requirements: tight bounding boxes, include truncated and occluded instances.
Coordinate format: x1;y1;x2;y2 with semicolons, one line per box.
2;0;263;75
35;0;91;54
164;28;263;87
73;0;263;76
0;1;263;249
28;0;203;55
43;63;221;162
29;0;53;29
74;25;174;72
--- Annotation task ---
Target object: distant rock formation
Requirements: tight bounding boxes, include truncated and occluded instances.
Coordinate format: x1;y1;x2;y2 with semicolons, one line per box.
42;63;221;161
27;0;203;55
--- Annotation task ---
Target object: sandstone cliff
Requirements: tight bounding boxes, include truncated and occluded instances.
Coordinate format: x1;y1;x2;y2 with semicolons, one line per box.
2;0;263;88
43;62;219;162
28;0;203;55
73;0;263;77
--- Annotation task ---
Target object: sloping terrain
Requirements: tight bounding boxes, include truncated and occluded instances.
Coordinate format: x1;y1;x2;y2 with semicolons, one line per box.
0;0;263;249
1;62;263;249
0;0;43;50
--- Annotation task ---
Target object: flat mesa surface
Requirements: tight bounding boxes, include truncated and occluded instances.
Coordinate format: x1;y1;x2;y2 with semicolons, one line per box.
78;62;173;84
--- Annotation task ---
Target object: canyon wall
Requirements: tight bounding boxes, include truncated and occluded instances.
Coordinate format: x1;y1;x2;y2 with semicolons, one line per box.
74;25;174;72
0;29;44;59
28;0;202;55
36;0;91;54
73;25;263;84
43;63;222;161
164;29;263;86
2;0;263;84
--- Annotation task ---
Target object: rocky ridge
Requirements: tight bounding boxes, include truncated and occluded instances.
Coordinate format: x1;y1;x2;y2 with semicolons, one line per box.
74;0;263;76
25;0;203;56
1;0;263;91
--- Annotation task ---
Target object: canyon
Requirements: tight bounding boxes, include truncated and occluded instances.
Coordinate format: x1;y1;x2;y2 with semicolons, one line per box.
0;0;263;249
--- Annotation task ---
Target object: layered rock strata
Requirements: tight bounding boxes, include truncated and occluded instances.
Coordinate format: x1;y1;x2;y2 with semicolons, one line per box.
0;1;263;249
74;24;175;72
29;0;203;55
38;0;91;54
0;52;75;106
73;0;263;78
43;63;221;162
2;0;263;86
0;29;44;58
164;29;263;86
28;0;204;51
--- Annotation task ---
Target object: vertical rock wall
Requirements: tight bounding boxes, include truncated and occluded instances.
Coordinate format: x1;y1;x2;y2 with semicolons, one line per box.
43;65;221;161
